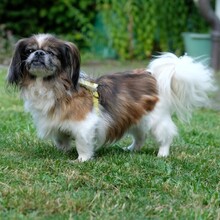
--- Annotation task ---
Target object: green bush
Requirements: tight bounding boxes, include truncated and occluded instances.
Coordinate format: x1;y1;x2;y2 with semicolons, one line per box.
97;0;210;59
0;0;96;49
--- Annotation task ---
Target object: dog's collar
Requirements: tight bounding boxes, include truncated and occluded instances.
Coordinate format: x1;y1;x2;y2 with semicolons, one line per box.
79;78;99;113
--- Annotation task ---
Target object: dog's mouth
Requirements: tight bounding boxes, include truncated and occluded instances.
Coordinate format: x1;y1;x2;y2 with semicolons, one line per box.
27;59;55;77
30;59;46;68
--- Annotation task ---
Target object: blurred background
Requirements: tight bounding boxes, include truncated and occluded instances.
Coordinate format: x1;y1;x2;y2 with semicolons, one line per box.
0;0;214;65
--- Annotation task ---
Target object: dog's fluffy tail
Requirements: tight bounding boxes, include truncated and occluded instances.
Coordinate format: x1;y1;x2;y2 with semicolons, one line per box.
148;53;215;122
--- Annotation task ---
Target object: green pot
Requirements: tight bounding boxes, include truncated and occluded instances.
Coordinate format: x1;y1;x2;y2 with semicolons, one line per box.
182;32;211;58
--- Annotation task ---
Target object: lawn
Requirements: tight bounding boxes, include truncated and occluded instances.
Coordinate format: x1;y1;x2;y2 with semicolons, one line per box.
0;64;220;220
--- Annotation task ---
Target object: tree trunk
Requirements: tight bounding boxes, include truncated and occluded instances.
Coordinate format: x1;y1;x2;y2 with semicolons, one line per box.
198;0;220;71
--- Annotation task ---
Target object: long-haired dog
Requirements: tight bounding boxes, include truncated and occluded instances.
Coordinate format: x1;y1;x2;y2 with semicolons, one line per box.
7;34;214;161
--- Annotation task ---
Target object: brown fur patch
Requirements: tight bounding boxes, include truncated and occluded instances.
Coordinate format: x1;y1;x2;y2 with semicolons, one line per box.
46;74;93;121
96;70;158;142
60;88;93;121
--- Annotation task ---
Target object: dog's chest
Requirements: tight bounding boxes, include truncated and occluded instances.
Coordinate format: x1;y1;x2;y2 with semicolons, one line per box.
22;79;56;114
21;80;64;138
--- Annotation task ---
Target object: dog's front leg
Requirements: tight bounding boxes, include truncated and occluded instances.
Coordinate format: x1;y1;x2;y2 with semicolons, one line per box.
75;134;95;162
71;113;100;162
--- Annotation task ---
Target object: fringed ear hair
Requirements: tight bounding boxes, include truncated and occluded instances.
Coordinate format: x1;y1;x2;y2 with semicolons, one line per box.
64;42;81;89
7;39;28;86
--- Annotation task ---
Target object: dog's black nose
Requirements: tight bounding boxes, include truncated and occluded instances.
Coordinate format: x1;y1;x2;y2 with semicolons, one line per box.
34;50;46;57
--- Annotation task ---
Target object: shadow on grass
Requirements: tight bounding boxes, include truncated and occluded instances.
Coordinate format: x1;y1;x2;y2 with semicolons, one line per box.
22;140;158;162
96;144;158;159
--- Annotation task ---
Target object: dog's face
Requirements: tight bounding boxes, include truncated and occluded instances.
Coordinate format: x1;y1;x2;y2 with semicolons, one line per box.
7;34;80;88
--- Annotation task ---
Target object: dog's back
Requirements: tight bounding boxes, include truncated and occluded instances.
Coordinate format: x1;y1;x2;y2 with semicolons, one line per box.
96;70;158;142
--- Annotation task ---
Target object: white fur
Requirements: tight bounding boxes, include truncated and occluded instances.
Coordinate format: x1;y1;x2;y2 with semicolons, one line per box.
145;53;215;157
34;34;52;48
22;78;55;115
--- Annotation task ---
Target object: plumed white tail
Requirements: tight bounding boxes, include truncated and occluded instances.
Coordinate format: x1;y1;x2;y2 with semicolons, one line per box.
148;53;215;122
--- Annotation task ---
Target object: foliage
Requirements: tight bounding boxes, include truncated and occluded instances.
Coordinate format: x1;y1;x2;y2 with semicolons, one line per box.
0;66;220;219
0;0;213;60
97;0;157;59
0;0;96;48
0;25;16;65
98;0;210;59
157;0;188;54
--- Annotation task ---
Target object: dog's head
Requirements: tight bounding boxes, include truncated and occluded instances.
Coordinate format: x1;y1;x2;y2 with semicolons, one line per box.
7;34;80;89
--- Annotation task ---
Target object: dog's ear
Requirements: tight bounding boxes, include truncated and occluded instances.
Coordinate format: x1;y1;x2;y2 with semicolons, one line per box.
64;42;80;89
7;39;27;86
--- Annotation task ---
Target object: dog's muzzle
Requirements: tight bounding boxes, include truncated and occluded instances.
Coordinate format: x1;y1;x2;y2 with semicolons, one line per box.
30;50;47;67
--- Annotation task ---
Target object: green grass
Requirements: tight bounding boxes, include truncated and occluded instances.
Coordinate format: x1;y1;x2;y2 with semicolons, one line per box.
0;65;220;220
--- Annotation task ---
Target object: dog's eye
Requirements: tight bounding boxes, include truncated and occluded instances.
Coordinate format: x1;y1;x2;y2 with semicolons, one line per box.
26;49;35;55
47;51;55;56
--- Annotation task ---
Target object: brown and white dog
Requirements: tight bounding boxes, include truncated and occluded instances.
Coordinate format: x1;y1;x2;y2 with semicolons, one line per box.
7;34;214;161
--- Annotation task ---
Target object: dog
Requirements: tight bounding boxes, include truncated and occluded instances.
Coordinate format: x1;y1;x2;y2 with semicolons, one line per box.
7;34;214;161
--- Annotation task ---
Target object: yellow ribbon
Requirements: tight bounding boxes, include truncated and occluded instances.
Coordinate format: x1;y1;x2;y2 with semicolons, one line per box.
79;79;99;113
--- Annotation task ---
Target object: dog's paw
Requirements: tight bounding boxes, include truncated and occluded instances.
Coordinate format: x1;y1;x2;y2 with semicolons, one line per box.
123;147;131;152
123;145;137;152
69;154;94;163
157;149;169;157
123;144;141;152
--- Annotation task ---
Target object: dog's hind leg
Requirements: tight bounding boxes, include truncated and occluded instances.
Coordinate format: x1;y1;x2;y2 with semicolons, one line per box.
151;116;177;157
157;140;172;157
125;120;147;151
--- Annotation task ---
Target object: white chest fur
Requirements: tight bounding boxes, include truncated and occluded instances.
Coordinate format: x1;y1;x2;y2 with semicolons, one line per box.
21;78;60;138
22;78;55;114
